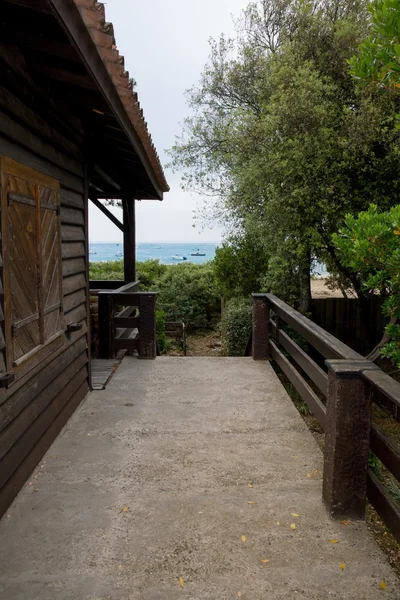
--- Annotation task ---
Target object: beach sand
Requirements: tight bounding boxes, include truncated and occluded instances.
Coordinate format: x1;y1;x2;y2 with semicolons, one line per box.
311;277;356;299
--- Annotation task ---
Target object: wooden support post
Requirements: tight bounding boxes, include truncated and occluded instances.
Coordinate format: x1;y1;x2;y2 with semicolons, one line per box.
323;360;376;519
252;294;270;360
98;292;114;359
138;293;157;359
123;195;136;283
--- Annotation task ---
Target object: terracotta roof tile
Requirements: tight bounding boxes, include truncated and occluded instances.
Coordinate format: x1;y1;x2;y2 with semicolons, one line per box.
73;0;169;193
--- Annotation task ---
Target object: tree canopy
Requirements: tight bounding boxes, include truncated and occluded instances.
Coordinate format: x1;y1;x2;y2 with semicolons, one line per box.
169;0;400;311
349;0;400;96
333;204;400;365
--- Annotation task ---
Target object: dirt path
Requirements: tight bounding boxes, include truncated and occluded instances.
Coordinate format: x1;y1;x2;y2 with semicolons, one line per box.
186;330;222;356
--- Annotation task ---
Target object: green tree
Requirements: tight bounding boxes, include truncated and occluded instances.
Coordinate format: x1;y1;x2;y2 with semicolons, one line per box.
349;0;400;95
169;0;400;311
213;224;270;299
333;204;400;364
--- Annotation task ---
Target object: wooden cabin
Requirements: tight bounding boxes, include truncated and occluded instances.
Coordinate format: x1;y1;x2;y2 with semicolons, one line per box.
0;0;169;518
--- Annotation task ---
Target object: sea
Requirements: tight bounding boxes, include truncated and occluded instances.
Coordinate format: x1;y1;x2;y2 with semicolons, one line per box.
88;242;329;274
88;242;218;265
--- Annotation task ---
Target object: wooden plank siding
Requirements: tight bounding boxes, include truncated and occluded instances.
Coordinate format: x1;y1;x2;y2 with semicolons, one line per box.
312;298;386;355
0;57;90;517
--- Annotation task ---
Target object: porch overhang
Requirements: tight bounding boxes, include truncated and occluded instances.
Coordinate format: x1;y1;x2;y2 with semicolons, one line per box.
2;0;169;200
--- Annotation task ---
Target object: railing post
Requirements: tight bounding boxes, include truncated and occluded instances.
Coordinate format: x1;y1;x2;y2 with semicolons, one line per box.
252;294;270;360
98;292;114;359
323;360;375;519
138;293;157;359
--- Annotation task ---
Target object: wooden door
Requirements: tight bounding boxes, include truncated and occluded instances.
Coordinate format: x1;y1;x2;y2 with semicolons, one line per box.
0;157;64;373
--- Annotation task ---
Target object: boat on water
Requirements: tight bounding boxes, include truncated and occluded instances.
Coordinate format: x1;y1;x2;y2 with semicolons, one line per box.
115;251;123;257
172;254;187;261
190;252;206;256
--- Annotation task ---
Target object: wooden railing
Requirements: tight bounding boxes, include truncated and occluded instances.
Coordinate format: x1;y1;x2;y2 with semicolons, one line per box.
95;281;157;360
165;321;187;356
252;293;400;540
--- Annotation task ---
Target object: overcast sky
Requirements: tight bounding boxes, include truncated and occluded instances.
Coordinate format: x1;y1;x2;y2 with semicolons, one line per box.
89;0;249;243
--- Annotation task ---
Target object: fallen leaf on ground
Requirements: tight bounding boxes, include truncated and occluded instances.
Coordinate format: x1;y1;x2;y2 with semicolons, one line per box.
118;565;123;572
241;535;247;543
248;483;253;488
276;521;280;525
51;455;57;459
340;562;346;571
122;505;129;513
340;520;352;526
380;580;386;590
290;523;296;530
260;559;270;564
330;539;339;544
313;469;319;474
307;473;312;478
178;576;184;588
87;433;91;437
248;501;256;505
33;488;39;492
291;513;299;517
238;593;242;598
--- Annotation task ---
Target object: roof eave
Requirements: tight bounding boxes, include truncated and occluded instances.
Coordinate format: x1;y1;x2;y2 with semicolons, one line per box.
48;0;166;200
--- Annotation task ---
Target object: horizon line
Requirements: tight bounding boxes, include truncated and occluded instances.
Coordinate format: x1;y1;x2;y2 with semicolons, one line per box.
89;240;222;244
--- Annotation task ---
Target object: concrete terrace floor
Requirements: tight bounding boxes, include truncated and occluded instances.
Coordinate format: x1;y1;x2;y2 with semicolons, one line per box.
0;357;399;600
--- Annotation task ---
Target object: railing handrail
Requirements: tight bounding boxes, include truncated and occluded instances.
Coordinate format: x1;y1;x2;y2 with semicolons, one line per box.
257;293;363;361
252;292;400;538
256;292;400;411
112;281;140;294
97;286;157;360
95;281;140;294
363;368;400;411
89;280;125;290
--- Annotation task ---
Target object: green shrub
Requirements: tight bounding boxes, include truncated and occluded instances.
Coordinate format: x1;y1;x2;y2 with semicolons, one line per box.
221;297;252;356
89;259;167;287
89;260;124;281
154;262;221;329
156;309;170;354
89;259;220;332
137;260;168;289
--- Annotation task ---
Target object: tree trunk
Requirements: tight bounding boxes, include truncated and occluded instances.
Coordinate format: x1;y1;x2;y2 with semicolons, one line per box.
366;315;397;363
319;229;365;298
298;250;312;315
